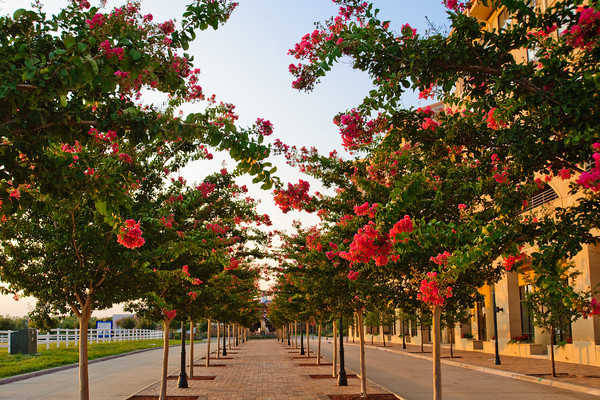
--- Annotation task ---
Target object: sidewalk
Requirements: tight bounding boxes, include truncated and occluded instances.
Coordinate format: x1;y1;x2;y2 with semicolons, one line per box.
127;339;394;400
339;338;600;393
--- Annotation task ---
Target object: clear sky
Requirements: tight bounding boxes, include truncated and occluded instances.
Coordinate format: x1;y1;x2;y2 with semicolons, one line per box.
0;0;451;317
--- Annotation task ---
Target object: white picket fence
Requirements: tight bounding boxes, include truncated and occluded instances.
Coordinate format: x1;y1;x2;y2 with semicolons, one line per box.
0;328;163;350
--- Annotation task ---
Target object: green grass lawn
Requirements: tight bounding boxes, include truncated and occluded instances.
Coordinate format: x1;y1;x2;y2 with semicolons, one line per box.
0;339;166;379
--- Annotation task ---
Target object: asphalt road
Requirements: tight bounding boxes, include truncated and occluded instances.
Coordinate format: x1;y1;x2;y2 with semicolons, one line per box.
310;339;597;400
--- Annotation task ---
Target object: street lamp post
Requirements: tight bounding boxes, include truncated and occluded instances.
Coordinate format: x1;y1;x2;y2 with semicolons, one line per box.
178;320;188;388
492;288;503;365
300;321;305;355
222;323;228;356
337;316;348;386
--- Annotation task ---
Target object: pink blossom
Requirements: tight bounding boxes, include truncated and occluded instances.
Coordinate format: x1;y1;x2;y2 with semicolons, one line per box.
117;219;145;249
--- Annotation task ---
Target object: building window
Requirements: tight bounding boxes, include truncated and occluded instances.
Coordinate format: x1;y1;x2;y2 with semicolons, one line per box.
524;185;558;211
520;284;535;342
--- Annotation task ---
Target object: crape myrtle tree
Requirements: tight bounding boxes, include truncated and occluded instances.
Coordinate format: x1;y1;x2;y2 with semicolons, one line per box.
0;1;277;399
287;1;600;399
127;170;268;400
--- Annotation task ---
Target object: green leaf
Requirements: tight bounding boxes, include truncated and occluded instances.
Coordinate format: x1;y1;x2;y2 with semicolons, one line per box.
13;9;26;20
95;201;107;215
130;49;142;61
59;94;67;107
63;36;76;49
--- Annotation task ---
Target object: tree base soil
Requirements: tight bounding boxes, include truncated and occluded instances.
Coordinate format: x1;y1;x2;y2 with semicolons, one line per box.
328;394;399;400
310;374;358;379
192;364;227;367
298;362;333;366
127;396;199;400
167;376;216;380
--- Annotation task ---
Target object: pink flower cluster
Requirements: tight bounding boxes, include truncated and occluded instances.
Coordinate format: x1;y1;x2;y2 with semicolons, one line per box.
86;13;105;29
442;0;468;12
255;118;274;136
389;215;414;243
485;108;508;130
430;251;451;266
582;298;600;319
158;20;175;35
273;180;313;213
502;252;529;271
347;270;359;281
340;222;391;266
99;40;125;60
117;219;145;249
354;202;378;218
163;309;177;320
60;141;82;154
206;223;229;235
565;6;600;50
160;214;175;228
577;144;600;191
417;272;453;307
195;182;216;198
182;265;190;276
334;110;387;150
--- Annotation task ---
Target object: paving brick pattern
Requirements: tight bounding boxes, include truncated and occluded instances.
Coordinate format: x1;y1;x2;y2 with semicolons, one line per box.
130;339;388;400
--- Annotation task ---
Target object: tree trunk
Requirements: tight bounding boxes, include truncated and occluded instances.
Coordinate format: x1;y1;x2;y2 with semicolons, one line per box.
317;324;322;366
294;320;298;348
206;319;211;367
306;322;310;357
381;321;386;347
77;304;92;400
420;325;425;353
159;318;172;400
216;321;220;359
357;310;367;398
228;324;231;349
333;320;338;378
433;306;442;400
550;328;556;378
450;326;454;359
189;320;194;378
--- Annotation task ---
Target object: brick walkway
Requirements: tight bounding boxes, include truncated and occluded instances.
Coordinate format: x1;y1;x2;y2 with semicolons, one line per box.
128;339;389;400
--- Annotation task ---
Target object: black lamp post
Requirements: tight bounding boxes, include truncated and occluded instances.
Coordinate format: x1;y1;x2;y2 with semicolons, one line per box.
222;323;227;356
236;326;239;346
287;323;291;346
178;320;188;388
337;316;348;386
492;288;503;365
300;321;305;355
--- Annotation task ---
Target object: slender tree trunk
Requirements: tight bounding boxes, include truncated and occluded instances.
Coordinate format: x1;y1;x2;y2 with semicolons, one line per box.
433;306;442;400
550;328;556;378
189;320;194;378
227;324;231;349
420;325;425;353
450;326;454;359
294;320;298;348
333;320;338;378
159;318;172;400
381;319;386;347
216;321;220;359
317;324;322;366
357;310;367;398
206;319;211;367
306;322;310;357
78;304;92;400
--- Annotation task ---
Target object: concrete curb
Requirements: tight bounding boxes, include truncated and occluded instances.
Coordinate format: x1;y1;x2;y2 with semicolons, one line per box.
344;342;600;397
0;343;187;386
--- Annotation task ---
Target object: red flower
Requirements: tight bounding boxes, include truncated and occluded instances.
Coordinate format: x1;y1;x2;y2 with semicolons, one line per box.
117;219;145;249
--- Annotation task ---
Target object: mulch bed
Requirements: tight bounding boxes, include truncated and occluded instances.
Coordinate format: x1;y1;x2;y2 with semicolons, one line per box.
127;396;199;400
193;364;227;367
292;356;323;360
167;376;216;380
328;394;399;400
309;374;358;379
298;362;333;366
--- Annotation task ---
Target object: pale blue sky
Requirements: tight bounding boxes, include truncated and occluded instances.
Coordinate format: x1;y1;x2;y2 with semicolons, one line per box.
0;0;451;316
